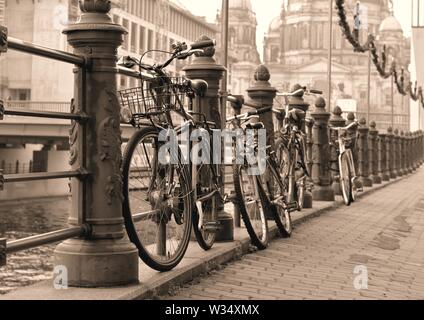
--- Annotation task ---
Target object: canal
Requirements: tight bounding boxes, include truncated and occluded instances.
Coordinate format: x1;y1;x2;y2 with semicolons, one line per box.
0;197;69;295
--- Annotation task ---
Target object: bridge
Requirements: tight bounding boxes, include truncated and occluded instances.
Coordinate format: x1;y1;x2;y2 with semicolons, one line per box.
1;0;424;302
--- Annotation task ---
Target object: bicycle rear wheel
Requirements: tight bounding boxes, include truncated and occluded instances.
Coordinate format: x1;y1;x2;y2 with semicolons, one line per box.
233;164;269;250
339;152;353;206
267;158;292;238
192;163;218;251
122;126;192;271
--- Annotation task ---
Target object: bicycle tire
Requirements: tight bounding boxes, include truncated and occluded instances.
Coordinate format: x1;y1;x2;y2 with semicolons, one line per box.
267;157;293;238
233;164;269;250
122;126;192;271
339;152;353;206
192;163;217;251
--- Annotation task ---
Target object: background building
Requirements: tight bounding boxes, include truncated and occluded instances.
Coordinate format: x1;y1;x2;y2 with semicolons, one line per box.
262;0;411;131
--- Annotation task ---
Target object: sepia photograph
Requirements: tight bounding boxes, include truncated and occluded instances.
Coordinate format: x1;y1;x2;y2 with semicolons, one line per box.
0;0;424;310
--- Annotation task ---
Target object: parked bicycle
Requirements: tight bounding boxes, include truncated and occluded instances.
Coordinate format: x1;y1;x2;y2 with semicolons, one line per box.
274;87;322;211
330;120;360;206
227;95;294;240
118;39;229;271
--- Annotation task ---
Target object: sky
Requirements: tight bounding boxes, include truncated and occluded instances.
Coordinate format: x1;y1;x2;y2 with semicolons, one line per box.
177;0;412;59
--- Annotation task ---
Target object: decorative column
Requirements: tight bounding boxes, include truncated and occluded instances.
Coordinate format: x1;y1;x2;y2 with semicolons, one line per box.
400;131;406;176
387;127;397;179
305;117;314;209
287;84;312;208
329;106;346;195
183;35;232;241
246;65;276;149
357;118;373;187
379;131;390;182
413;132;419;171
310;97;334;201
369;121;382;184
406;132;413;174
55;0;139;287
394;129;402;177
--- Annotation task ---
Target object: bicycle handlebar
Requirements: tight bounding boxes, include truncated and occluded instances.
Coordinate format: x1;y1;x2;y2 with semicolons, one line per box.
330;120;359;132
190;39;216;50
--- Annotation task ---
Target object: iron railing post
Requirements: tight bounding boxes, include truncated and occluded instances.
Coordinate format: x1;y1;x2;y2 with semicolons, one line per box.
311;97;335;202
394;129;403;177
357;118;373;188
54;0;138;287
400;131;406;175
378;131;389;182
369;121;382;184
329;106;346;195
387;127;396;179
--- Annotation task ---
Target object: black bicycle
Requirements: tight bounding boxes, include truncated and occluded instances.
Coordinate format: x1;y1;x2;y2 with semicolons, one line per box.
118;39;227;271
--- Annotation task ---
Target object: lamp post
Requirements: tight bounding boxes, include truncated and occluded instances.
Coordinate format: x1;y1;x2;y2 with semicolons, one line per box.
327;0;334;110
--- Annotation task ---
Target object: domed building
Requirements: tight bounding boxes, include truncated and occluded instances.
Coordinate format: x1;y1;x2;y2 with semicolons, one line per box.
216;0;261;95
262;0;411;131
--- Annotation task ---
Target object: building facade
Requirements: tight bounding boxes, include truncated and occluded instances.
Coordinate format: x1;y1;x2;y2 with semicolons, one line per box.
216;0;261;96
263;0;411;131
0;0;218;102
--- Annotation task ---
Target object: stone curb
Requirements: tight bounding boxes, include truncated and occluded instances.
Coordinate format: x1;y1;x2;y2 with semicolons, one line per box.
1;169;418;300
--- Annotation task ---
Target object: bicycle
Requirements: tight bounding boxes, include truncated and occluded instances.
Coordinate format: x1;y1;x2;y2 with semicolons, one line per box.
227;95;274;249
227;95;294;239
330;121;360;206
118;39;231;271
274;87;322;211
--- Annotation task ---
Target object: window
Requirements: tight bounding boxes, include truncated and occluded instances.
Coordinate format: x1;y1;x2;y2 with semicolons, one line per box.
122;19;129;50
131;22;137;53
139;26;146;54
9;89;31;101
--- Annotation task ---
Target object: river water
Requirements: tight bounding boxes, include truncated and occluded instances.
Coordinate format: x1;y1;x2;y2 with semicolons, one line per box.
0;197;70;295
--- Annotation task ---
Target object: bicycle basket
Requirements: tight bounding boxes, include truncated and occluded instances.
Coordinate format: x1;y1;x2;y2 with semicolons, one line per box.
118;77;190;123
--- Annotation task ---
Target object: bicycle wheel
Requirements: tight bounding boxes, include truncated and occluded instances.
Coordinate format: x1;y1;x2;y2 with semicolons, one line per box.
267;157;292;238
293;146;307;211
339;152;353;206
122;126;192;271
233;164;269;250
192;163;218;251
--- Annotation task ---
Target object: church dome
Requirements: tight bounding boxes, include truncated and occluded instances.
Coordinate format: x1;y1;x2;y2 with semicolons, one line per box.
268;16;282;33
229;0;252;11
379;15;403;33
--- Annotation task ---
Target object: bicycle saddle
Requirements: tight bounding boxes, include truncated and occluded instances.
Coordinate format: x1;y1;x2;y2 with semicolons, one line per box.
189;79;208;97
288;108;305;121
227;95;245;109
246;122;265;130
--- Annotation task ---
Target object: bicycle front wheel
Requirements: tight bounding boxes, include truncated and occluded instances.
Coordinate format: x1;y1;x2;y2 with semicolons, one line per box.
233;164;269;250
122;126;192;272
192;163;218;251
339;152;353;206
267;158;292;238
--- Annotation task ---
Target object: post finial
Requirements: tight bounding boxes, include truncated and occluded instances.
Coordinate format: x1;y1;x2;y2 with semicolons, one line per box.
79;0;112;13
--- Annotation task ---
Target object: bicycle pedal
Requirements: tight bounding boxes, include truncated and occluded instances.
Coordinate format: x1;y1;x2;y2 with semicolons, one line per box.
202;222;221;233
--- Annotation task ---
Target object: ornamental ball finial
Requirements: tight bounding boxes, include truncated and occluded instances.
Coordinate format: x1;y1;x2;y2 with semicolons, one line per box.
333;106;343;116
194;35;215;57
254;64;271;82
315;96;326;109
79;0;112;13
347;112;355;121
387;127;393;134
370;121;377;129
359;118;367;126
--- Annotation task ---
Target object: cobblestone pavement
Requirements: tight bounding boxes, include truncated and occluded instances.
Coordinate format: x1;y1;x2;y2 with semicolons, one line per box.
166;168;424;300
